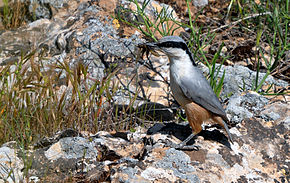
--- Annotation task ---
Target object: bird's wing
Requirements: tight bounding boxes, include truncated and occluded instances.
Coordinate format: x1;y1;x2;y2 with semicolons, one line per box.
178;68;228;120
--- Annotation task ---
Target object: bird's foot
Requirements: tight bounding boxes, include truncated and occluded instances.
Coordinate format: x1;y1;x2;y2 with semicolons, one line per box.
162;133;199;151
163;139;199;151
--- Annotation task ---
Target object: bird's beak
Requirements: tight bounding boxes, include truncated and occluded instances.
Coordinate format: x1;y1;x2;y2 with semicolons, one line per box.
138;42;161;57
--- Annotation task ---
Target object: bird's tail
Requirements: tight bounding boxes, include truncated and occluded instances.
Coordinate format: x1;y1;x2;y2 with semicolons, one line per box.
213;116;233;143
222;120;233;143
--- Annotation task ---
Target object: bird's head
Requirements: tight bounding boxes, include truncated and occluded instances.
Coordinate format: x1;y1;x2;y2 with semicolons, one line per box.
140;36;196;65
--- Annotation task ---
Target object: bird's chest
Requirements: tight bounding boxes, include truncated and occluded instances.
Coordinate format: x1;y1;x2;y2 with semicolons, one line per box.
169;61;193;106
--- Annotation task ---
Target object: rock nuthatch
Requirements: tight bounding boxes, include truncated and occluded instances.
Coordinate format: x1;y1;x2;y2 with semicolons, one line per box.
142;36;233;149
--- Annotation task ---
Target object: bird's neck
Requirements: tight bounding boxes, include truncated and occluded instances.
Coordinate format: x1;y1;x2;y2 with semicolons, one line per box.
168;49;196;67
169;54;196;82
169;52;194;67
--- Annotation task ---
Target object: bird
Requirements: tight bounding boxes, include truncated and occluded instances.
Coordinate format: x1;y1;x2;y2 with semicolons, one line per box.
141;36;233;149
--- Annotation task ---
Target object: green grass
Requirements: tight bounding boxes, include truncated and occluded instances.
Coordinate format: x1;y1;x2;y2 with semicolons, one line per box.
227;0;289;93
0;51;127;146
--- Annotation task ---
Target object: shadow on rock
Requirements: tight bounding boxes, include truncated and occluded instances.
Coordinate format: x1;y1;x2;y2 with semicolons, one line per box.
147;122;232;149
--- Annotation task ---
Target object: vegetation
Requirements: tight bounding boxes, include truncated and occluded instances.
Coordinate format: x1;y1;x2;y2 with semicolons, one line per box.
0;0;288;149
117;0;289;95
227;0;289;93
0;0;29;29
0;51;141;146
0;0;288;181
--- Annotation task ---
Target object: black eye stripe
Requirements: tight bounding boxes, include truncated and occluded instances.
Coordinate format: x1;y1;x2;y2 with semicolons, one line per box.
157;41;187;49
157;41;196;66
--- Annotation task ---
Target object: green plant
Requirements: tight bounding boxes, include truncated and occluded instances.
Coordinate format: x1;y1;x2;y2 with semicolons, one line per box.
208;44;227;97
0;0;28;29
227;0;289;94
115;0;182;41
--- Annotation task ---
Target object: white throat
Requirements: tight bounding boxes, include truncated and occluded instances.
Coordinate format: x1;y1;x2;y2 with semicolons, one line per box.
168;49;193;68
169;50;195;85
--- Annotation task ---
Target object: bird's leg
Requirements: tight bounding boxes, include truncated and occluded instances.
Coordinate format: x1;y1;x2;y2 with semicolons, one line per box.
163;103;206;150
176;133;199;150
178;133;196;147
165;133;199;151
168;102;205;150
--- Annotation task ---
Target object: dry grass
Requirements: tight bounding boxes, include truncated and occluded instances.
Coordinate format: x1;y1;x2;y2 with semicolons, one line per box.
0;0;29;29
0;51;141;146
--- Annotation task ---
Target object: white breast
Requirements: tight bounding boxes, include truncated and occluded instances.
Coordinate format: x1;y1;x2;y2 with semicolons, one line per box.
169;53;195;106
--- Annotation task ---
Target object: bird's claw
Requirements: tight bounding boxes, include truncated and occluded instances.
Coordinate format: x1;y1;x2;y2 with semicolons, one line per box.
176;144;200;151
163;139;199;151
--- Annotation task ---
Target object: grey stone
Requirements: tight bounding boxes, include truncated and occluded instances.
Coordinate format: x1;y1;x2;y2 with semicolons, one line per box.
192;0;208;7
199;64;289;98
0;146;24;183
261;111;281;121
28;0;69;20
155;148;199;183
141;167;176;181
260;102;289;122
39;0;69;9
44;137;98;161
119;0;179;25
72;16;143;90
120;166;138;180
226;92;269;123
29;2;51;19
284;117;290;130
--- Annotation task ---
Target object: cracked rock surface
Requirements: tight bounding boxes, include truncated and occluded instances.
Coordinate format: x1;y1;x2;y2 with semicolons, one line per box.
0;100;289;182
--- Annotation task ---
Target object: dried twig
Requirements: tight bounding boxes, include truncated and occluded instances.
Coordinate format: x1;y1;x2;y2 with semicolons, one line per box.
77;39;149;101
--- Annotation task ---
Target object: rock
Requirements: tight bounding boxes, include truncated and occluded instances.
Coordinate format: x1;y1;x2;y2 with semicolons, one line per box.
44;137;99;161
260;102;289;122
199;64;289;97
0;18;65;63
95;130;145;159
29;1;52;19
0;146;24;183
109;148;199;182
34;128;80;148
192;0;208;7
154;148;199;182
28;0;70;20
0;99;288;182
226;92;269;124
